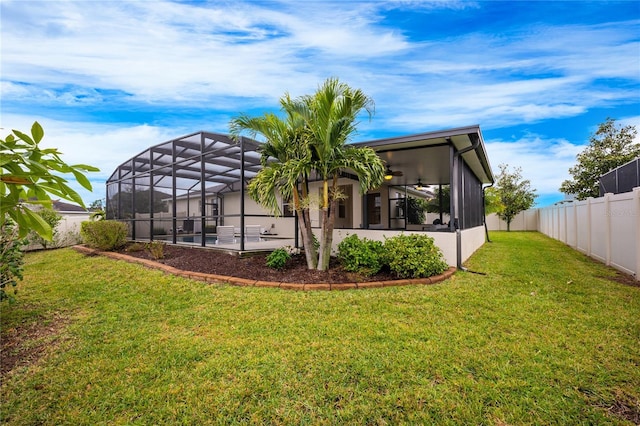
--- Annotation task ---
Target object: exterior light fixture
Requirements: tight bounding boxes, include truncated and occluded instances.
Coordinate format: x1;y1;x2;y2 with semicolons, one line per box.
415;179;423;191
384;166;394;180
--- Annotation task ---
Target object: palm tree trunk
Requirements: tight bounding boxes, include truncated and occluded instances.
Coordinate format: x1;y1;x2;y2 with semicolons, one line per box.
293;189;318;269
300;209;318;269
318;198;336;271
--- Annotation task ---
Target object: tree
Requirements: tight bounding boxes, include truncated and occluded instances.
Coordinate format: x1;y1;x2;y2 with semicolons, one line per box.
425;185;450;216
560;118;639;200
230;94;319;269
406;196;430;224
230;78;385;271
1;122;98;302
297;78;385;270
494;164;537;231
1;122;99;239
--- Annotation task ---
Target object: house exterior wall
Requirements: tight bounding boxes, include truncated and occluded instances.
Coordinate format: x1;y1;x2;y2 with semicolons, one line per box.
460;225;486;263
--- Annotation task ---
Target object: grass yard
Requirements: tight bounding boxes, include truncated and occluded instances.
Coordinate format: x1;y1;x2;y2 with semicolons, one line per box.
1;232;639;425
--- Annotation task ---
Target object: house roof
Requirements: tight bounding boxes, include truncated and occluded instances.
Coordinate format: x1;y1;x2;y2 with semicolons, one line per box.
106;125;494;194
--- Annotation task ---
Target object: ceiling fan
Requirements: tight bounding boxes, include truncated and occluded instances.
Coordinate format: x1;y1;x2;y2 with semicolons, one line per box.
384;165;403;180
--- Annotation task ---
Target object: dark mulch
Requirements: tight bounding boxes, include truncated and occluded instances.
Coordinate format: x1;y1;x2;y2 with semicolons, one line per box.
119;244;398;284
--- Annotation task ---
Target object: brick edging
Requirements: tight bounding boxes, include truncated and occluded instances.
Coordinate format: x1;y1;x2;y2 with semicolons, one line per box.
72;245;456;291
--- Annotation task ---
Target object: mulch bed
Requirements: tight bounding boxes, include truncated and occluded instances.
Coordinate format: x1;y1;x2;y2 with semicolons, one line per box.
117;244;400;284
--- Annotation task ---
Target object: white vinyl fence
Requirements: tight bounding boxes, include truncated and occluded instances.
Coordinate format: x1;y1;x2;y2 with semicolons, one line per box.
488;187;640;280
24;211;91;251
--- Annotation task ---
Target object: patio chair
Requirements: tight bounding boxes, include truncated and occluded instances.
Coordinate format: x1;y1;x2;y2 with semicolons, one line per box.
245;225;262;242
215;225;236;244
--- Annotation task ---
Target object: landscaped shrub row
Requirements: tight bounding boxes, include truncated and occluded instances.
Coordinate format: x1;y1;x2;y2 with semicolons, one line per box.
338;233;449;278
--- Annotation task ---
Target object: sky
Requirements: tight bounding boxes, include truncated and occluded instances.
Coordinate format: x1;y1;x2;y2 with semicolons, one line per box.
1;0;639;208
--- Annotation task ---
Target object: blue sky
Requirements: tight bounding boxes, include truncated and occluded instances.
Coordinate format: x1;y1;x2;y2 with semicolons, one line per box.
1;0;639;207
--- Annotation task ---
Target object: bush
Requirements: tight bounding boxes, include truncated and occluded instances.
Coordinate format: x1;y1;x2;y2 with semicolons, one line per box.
1;221;26;303
27;208;62;249
383;234;448;279
266;248;291;270
337;234;384;276
81;220;128;251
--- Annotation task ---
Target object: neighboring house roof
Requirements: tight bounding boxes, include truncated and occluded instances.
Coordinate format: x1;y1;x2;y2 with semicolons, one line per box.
51;199;88;212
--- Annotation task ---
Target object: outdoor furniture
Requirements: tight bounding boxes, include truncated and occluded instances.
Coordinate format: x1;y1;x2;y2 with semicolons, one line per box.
245;225;262;242
215;226;236;244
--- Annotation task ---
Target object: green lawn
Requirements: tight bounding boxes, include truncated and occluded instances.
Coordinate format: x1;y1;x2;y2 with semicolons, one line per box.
1;232;639;425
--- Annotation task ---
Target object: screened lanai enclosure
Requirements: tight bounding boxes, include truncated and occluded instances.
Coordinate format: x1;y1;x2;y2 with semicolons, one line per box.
105;132;297;251
107;125;494;267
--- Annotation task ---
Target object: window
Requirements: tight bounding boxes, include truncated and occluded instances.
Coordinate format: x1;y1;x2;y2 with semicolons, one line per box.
367;193;381;225
282;197;295;217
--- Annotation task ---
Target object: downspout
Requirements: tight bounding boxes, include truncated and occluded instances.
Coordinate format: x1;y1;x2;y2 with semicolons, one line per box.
482;182;494;243
452;135;480;271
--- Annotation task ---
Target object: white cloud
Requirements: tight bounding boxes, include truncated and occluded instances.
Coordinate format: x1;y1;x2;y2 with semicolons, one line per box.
1;113;185;204
485;134;585;198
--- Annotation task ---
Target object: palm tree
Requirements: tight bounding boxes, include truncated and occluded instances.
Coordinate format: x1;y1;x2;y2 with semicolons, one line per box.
293;78;385;270
229;95;319;269
231;78;385;271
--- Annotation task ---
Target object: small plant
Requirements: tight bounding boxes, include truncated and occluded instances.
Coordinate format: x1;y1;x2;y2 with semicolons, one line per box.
125;242;147;252
266;248;291;270
337;234;385;276
383;234;448;279
80;220;128;251
146;241;166;260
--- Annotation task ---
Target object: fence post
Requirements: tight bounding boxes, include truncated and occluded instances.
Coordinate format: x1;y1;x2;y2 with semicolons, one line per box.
604;193;612;266
586;197;592;257
634;187;640;281
563;203;568;244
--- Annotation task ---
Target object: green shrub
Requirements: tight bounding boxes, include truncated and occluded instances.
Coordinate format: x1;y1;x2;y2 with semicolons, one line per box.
337;234;384;276
146;241;165;260
204;225;217;234
383;234;448;279
28;208;62;249
266;248;291;270
0;221;26;303
80;220;128;251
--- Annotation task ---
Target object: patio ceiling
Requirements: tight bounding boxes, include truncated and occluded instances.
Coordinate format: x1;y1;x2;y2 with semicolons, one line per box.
353;125;494;187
